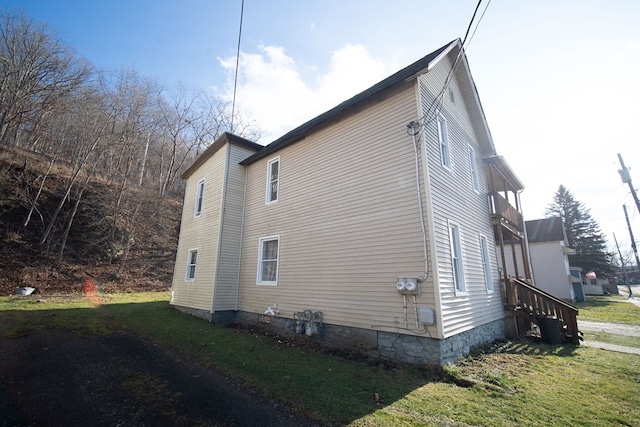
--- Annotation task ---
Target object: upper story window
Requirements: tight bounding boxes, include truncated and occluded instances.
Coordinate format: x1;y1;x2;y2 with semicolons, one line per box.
449;222;466;294
186;249;198;281
257;235;280;285
266;157;280;204
468;145;479;192
480;235;494;292
194;179;205;217
437;115;451;169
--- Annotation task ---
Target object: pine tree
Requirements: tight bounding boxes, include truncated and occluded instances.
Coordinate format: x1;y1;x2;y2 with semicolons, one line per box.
545;185;613;276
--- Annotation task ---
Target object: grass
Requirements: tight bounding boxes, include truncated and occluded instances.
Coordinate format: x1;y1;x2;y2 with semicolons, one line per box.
584;331;640;348
1;292;639;426
575;294;640;325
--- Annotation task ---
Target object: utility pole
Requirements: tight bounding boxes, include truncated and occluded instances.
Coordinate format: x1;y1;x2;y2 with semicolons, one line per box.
623;204;640;271
613;233;633;297
617;153;640;216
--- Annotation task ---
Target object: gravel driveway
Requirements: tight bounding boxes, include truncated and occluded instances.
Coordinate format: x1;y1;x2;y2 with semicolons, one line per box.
0;330;319;426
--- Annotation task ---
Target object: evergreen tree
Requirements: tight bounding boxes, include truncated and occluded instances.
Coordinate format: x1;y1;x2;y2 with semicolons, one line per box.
545;185;613;276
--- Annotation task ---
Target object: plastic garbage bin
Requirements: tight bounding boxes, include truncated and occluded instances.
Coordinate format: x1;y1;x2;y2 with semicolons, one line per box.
538;316;563;344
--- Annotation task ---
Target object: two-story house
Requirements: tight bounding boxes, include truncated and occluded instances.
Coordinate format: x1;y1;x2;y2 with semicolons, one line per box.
170;39;570;364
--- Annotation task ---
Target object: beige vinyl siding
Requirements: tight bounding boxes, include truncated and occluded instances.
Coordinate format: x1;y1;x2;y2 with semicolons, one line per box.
171;145;227;312
418;53;503;338
213;143;256;311
238;84;438;335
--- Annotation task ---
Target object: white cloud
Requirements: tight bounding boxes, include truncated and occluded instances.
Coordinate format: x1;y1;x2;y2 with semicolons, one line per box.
218;44;389;142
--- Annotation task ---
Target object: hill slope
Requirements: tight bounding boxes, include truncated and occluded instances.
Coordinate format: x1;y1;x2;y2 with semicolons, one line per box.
0;146;182;295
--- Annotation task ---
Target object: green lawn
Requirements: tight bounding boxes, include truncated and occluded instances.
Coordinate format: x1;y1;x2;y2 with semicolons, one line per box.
575;295;640;325
1;293;639;426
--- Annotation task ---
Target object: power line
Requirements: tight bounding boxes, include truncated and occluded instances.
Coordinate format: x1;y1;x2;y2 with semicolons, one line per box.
230;0;245;133
417;0;491;131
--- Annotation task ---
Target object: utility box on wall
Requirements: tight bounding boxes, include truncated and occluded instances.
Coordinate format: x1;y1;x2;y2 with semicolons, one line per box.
418;307;435;325
396;278;419;295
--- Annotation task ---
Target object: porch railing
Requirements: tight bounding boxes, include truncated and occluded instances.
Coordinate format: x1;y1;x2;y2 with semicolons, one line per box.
503;277;581;344
489;192;524;230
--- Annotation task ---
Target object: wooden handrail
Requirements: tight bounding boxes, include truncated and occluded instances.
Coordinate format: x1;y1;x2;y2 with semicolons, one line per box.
503;277;581;344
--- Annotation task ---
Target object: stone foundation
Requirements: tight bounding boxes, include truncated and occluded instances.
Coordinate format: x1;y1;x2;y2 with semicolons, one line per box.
234;310;505;365
173;305;505;365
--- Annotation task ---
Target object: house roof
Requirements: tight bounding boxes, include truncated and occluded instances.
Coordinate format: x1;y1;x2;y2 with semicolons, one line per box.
239;39;461;166
181;132;263;179
526;217;566;243
484;155;525;192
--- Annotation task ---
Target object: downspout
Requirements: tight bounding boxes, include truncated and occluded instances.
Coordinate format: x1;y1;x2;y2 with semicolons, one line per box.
408;121;429;282
414;76;444;339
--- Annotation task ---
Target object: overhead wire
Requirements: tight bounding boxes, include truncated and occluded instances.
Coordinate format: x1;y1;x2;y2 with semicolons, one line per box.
416;0;492;132
230;0;245;132
404;0;492;285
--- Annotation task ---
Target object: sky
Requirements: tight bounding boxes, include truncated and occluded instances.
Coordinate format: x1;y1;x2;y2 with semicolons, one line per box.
4;0;640;259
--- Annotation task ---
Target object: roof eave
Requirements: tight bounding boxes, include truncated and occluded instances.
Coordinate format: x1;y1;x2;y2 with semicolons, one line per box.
240;39;459;166
181;132;262;179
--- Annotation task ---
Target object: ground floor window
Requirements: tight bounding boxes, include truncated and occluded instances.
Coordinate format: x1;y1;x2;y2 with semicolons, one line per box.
480;235;493;292
186;249;198;281
258;235;279;285
449;223;466;294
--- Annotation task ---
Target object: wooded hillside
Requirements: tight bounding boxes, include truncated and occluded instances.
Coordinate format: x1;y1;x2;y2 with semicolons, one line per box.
0;9;261;295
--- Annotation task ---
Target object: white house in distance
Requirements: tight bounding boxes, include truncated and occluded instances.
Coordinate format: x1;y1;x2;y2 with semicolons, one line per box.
170;39;529;364
525;217;576;302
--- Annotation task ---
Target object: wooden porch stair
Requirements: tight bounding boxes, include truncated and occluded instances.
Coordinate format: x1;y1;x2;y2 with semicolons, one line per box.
503;277;582;344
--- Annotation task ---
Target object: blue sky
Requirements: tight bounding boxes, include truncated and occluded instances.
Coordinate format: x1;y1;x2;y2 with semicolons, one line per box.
6;0;640;258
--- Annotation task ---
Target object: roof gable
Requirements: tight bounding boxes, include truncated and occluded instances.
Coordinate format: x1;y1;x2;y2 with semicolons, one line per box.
181;132;263;179
526;217;567;243
450;47;496;156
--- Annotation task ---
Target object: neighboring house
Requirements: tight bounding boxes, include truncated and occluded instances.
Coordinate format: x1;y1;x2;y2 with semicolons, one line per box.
525;217;576;302
569;267;586;302
582;276;611;295
171;39;526;364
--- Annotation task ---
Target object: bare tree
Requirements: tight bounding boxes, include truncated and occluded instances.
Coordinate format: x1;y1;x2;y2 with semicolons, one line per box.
154;85;202;198
0;10;92;146
39;86;108;247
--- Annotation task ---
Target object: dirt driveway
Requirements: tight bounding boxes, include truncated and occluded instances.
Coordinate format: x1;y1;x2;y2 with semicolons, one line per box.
0;330;319;426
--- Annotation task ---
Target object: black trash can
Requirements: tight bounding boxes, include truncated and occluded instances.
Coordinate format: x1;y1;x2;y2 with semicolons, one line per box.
538;316;563;344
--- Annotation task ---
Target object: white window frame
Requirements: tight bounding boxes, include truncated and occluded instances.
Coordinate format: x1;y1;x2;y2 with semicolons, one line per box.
437;114;451;170
194;179;205;217
185;248;198;281
448;222;466;295
265;157;280;204
480;235;494;292
257;235;280;286
468;145;479;192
